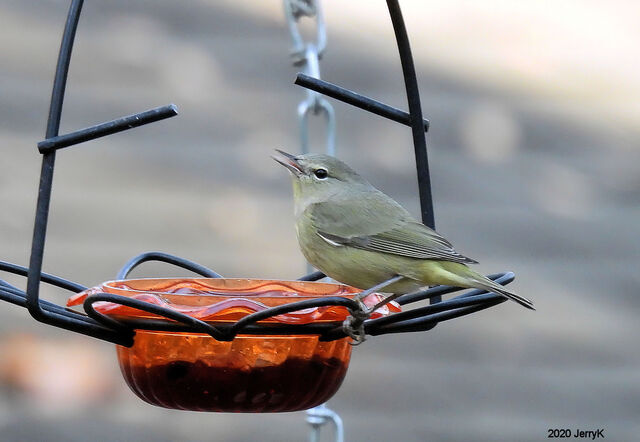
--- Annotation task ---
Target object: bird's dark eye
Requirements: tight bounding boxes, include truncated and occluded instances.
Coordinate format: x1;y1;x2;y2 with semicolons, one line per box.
314;168;328;179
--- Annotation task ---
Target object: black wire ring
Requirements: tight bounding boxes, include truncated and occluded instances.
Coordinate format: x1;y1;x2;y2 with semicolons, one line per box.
83;293;230;341
117;251;223;280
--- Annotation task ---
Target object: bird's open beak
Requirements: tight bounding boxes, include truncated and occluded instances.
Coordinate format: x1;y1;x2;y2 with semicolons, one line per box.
272;149;304;175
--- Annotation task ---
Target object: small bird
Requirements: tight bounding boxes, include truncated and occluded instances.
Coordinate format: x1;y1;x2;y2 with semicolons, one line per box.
273;149;534;310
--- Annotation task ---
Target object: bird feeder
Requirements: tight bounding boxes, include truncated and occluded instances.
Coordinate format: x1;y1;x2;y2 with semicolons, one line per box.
0;0;515;414
67;278;397;411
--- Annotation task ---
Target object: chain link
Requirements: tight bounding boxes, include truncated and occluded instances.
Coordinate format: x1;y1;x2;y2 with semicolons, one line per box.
306;403;344;442
283;2;341;441
284;0;335;156
284;0;327;63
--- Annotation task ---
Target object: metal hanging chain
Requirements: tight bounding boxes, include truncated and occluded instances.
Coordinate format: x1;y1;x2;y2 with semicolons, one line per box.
284;0;335;156
284;2;341;441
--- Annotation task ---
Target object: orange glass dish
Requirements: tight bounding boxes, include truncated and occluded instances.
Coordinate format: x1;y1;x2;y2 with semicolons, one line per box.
67;278;400;412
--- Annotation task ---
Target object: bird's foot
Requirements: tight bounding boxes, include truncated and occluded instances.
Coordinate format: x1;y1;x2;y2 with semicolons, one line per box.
342;316;367;345
343;300;371;345
345;276;405;344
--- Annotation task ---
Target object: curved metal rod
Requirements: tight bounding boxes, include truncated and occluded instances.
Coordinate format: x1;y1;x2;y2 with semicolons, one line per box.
368;318;438;336
0;284;96;325
388;0;440;306
0;264;135;341
297;270;326;281
26;0;84;321
0;284;131;345
370;298;505;336
320;292;506;341
395;284;464;306
0;279;22;292
83;293;230;341
386;0;434;230
117;251;223;280
227;296;360;335
394;272;515;305
83;292;359;342
367;292;504;328
0;260;87;293
107;316;340;336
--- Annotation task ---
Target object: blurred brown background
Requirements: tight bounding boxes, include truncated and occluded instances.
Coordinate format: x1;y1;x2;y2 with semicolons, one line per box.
1;1;639;441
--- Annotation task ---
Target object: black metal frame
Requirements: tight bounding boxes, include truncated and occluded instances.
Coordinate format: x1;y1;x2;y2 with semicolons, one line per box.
0;0;512;347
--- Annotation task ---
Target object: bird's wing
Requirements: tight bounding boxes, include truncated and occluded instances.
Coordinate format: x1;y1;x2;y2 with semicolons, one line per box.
308;191;411;238
309;197;478;265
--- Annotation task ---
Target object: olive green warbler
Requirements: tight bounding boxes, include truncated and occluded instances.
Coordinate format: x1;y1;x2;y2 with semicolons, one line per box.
273;149;534;310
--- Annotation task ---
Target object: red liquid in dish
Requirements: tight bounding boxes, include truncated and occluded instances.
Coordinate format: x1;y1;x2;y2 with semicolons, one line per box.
117;330;352;412
119;356;348;412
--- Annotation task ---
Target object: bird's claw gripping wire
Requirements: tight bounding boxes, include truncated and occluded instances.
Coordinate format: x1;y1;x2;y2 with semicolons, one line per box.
343;299;370;345
342;316;367;345
343;275;405;344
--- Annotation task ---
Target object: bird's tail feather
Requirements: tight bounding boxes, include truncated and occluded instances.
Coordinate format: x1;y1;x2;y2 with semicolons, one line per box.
475;278;535;310
416;261;535;310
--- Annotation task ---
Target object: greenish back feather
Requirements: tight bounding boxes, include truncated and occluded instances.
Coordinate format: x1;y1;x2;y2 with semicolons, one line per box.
308;191;477;265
